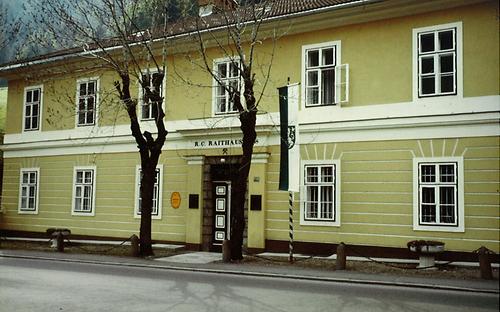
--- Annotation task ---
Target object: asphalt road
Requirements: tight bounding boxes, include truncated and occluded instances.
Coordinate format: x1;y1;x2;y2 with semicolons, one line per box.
0;257;498;312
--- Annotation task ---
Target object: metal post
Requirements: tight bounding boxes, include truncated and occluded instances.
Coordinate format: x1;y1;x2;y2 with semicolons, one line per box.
289;191;294;263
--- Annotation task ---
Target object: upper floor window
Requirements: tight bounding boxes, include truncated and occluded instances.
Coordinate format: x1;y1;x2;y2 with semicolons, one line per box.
134;165;163;219
139;71;164;121
413;22;462;99
213;58;240;115
300;160;340;226
302;41;348;107
19;168;40;214
72;166;96;216
76;78;98;126
23;86;42;131
413;157;464;232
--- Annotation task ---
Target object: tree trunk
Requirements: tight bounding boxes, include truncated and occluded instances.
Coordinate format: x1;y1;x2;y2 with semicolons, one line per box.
230;109;257;260
139;164;155;256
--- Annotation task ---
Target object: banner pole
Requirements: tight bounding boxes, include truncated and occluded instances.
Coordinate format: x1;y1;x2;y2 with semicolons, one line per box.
289;191;294;263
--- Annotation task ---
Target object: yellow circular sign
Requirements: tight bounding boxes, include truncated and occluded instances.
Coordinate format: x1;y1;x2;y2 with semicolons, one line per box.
171;192;181;209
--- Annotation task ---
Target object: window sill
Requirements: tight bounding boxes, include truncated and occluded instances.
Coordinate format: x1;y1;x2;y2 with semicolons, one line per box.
18;210;38;215
300;219;340;227
413;224;464;233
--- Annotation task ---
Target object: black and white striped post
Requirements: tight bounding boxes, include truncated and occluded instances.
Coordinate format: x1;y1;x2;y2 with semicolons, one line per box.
278;83;299;264
288;191;294;263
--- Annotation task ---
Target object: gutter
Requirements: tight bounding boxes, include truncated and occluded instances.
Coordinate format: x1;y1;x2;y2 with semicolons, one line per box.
0;0;381;73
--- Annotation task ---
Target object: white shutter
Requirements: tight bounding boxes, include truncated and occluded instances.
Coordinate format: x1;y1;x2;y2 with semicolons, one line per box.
335;64;349;105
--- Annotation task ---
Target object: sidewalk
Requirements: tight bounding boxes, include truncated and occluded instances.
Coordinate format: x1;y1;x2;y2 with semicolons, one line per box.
1;248;498;294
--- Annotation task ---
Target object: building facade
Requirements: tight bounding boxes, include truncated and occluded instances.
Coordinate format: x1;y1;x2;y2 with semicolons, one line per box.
1;0;499;258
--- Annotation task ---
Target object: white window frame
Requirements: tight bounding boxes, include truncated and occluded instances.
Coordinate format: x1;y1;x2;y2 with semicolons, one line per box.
413;157;464;232
72;166;97;216
300;160;340;227
138;68;166;121
212;57;241;116
22;85;43;132
134;164;163;220
18;168;40;214
301;41;344;108
413;22;463;101
75;77;99;127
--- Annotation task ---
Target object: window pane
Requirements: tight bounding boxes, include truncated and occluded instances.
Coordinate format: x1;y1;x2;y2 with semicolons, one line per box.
306;88;319;105
87;97;94;110
86;111;94;124
440;187;455;223
142;103;151;119
217;96;226;113
306;167;318;183
79;99;86;111
306;186;318;218
32;104;39;117
421;187;435;204
421;77;435;95
321;69;334;105
307;71;318;86
321;166;333;183
76;171;83;183
26;91;32;103
32;118;38;130
33;90;39;102
88;82;95;95
30;172;36;183
421;57;434;74
440;54;454;73
322;48;334;65
420;33;435;53
229;62;238;77
217;63;226;78
85;172;92;183
438;30;453;50
28;198;35;209
307;50;319;67
440;74;454;93
80;83;87;96
21;197;27;209
421;165;436;182
439;164;455;183
25;105;31;116
22;186;27;197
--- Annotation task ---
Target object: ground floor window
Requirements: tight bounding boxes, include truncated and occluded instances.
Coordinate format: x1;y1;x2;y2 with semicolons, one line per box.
413;157;464;232
19;168;40;214
72;167;96;216
300;160;340;226
134;165;163;219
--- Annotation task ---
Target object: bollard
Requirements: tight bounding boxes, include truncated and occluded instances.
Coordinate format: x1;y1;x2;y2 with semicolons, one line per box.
222;239;231;263
56;232;64;252
477;246;493;280
130;234;140;257
336;242;346;270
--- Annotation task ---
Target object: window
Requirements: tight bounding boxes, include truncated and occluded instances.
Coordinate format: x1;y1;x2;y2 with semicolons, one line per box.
414;22;462;99
19;168;40;214
300;161;340;226
213;58;240;114
134;165;163;219
139;71;164;120
76;78;98;126
23;86;42;131
72;167;96;216
413;157;464;232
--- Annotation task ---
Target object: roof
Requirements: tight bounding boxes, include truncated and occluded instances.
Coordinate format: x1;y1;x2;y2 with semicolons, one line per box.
0;0;374;71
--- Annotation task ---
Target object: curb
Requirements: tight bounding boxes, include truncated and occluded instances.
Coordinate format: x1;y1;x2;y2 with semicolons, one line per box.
1;253;498;295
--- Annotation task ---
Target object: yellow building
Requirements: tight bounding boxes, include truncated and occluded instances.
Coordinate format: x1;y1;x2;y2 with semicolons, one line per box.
0;0;498;260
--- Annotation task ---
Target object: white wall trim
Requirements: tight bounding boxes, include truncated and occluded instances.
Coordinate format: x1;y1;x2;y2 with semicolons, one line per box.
75;77;100;128
412;21;463;102
22;85;44;133
18;167;40;215
3;95;499;158
299;159;341;227
301;40;341;110
412;157;465;233
71;166;97;217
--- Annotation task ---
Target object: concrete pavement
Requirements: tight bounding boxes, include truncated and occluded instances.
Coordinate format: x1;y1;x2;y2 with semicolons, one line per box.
1;248;498;295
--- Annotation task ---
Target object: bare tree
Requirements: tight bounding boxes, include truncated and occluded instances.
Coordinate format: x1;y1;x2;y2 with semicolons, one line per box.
0;3;23;64
192;0;277;260
26;0;173;256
